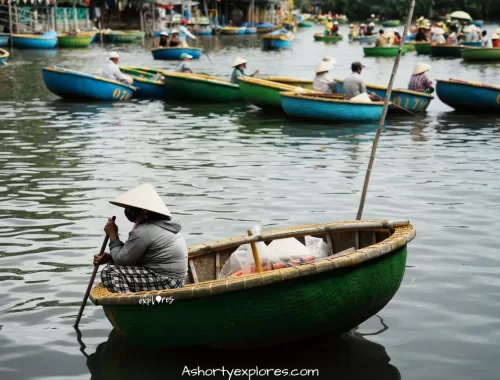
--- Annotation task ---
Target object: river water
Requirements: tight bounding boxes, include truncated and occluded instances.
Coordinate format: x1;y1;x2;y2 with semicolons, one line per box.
0;25;499;380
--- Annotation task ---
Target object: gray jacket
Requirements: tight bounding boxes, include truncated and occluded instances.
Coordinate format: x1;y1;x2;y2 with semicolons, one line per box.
109;220;188;279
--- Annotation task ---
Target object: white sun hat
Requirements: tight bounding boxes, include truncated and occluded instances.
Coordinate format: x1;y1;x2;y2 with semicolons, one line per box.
360;23;366;27
413;62;431;75
110;184;172;217
232;57;248;67
171;28;179;34
492;33;500;39
333;21;339;25
369;22;375;27
315;60;332;73
371;14;375;18
160;31;168;36
109;52;120;59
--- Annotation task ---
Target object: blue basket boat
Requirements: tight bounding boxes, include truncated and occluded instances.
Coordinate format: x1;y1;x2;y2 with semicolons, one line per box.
0;33;8;47
0;48;9;65
436;78;500;112
280;92;385;123
12;31;57;49
262;30;293;50
472;20;484;27
152;47;203;60
349;35;377;43
120;67;165;99
194;27;213;36
245;27;257;34
336;79;433;113
42;66;136;101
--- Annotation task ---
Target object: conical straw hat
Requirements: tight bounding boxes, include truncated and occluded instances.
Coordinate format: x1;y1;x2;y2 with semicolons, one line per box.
110;184;171;216
232;57;248;67
315;60;332;73
413;62;430;75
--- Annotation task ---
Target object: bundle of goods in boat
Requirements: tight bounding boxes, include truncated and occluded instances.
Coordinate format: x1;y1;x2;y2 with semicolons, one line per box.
219;232;330;278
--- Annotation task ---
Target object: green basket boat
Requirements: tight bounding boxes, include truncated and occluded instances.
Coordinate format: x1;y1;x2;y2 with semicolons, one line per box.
265;76;313;89
164;72;242;102
382;20;400;27
364;46;407;57
57;33;94;48
103;31;138;43
404;42;416;51
298;21;314;27
414;42;431;55
90;220;415;348
121;30;145;40
239;77;316;109
313;33;344;42
431;44;468;58
461;47;500;62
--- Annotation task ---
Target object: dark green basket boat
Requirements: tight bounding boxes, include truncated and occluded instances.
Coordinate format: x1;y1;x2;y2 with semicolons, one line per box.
57;34;93;48
313;33;344;43
414;42;431;54
461;47;500;62
382;20;400;27
431;44;468;58
364;46;407;57
90;220;416;348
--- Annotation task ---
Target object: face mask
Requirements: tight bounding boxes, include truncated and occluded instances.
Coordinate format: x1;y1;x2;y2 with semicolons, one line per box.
124;207;141;223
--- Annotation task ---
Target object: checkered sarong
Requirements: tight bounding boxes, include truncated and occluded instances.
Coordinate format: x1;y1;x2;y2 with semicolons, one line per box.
101;264;185;293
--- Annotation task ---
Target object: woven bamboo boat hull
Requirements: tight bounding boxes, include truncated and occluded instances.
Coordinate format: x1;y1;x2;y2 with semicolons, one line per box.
164;72;242;102
364;46;407;57
103;33;138;43
314;33;343;42
120;67;165;99
265;76;313;89
336;79;433;113
414;42;431;54
0;34;8;47
57;35;93;48
0;48;9;64
436;78;500;111
404;42;416;51
42;66;135;101
90;220;415;348
261;32;292;50
382;20;400;27
461;48;500;62
152;47;203;60
431;45;465;58
12;33;57;49
239;77;315;109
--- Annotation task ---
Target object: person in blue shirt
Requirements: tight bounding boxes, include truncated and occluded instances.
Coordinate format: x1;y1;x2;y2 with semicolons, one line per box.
231;57;259;84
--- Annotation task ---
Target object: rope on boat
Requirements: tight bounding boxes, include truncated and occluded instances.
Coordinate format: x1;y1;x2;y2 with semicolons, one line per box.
356;0;416;220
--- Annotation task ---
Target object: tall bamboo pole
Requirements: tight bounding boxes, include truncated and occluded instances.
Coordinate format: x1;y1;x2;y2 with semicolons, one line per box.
14;5;19;33
54;1;58;32
8;1;13;48
356;0;416;221
73;2;78;31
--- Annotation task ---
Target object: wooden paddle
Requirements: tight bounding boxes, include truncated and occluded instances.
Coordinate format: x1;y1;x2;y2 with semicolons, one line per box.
372;94;418;116
74;216;116;328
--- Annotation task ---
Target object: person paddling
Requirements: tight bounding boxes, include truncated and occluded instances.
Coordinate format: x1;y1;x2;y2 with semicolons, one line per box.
93;184;188;293
231;57;259;84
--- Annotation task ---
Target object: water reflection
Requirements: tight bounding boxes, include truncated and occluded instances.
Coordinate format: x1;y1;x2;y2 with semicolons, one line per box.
85;329;400;380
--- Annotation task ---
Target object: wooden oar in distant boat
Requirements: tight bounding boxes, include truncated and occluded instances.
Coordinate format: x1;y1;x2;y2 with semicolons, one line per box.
74;215;115;327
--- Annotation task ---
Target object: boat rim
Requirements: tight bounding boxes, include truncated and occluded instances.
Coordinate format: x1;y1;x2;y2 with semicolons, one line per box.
461;47;500;53
265;76;312;85
436;78;500;91
12;33;57;40
165;72;238;88
120;68;164;86
239;76;315;92
90;220;415;305
336;78;434;99
42;66;137;90
0;48;9;59
151;47;204;52
280;91;386;106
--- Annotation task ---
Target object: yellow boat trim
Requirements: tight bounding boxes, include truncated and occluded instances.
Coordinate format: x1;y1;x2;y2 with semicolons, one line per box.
280;91;386;106
43;66;136;90
165;72;236;87
436;78;500;91
239;76;316;92
335;78;434;99
265;76;313;85
12;34;56;40
0;48;8;59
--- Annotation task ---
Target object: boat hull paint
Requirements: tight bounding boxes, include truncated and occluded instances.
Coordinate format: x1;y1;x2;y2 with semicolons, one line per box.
431;45;466;58
0;34;8;47
314;33;343;42
57;35;93;48
349;35;377;43
461;48;500;62
436;79;500;111
152;47;202;60
414;42;431;54
42;67;135;101
12;35;57;49
164;74;242;102
262;36;292;50
382;20;400;27
364;46;407;57
281;93;384;122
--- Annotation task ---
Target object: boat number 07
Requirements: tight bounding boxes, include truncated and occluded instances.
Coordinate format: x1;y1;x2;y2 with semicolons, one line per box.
113;88;130;101
392;96;428;111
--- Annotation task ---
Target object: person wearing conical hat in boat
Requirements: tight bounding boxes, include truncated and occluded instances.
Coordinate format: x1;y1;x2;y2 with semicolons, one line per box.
312;59;336;94
167;29;182;47
175;53;194;73
408;63;434;94
93;184;188;293
102;52;133;86
416;16;424;27
366;22;375;36
158;31;169;47
415;23;429;42
231;57;259;84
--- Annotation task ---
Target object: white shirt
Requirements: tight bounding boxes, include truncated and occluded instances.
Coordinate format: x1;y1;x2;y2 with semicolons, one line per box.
483;36;493;48
102;59;128;83
313;73;336;93
179;25;196;42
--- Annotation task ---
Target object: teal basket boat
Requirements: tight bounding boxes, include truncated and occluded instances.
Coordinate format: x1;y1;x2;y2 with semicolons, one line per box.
90;220;415;348
382;20;400;27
